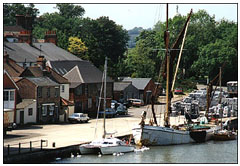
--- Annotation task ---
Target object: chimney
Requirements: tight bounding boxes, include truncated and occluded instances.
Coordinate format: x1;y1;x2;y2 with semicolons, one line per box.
18;30;32;45
44;30;57;45
25;15;33;30
37;56;46;69
16;15;25;28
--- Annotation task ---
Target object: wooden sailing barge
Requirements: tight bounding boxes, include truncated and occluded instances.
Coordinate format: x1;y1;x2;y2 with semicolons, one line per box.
132;4;195;146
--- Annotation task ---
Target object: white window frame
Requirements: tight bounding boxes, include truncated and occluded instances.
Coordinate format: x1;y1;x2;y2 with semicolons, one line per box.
49;105;54;116
61;85;65;93
28;108;33;116
10;91;14;101
42;105;47;116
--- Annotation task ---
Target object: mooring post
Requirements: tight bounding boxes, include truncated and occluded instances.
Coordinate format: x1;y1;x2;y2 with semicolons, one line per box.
19;143;21;154
7;144;10;155
41;140;43;150
30;141;32;152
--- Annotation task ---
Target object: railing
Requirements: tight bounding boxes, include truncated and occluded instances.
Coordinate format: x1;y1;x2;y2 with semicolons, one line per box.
4;139;48;156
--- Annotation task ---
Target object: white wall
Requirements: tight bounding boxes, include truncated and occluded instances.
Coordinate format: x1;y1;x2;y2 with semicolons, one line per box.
60;84;69;100
16;101;37;124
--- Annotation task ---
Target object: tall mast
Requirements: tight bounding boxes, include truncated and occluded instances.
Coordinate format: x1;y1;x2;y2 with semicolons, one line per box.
219;67;223;130
164;3;170;127
103;57;107;138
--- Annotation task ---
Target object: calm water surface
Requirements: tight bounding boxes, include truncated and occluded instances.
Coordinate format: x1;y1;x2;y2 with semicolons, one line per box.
51;140;237;164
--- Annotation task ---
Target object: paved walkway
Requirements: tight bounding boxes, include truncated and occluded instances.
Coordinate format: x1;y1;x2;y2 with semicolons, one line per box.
4;104;187;150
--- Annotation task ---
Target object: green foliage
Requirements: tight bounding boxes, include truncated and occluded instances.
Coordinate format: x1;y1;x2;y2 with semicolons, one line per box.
126;9;237;86
4;3;39;26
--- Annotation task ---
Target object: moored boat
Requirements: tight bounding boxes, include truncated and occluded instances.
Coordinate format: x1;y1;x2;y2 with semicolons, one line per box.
212;130;237;141
133;125;194;146
79;57;135;155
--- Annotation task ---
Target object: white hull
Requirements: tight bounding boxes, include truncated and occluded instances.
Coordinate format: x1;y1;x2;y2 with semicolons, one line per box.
100;145;135;155
132;125;194;146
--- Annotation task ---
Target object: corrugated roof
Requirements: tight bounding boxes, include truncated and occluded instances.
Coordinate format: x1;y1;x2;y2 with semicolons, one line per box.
114;82;132;91
16;99;36;109
50;60;113;84
122;78;152;90
4;42;81;63
26;77;59;86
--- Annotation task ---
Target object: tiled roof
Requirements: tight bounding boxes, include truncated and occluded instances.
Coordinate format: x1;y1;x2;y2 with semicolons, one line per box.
20;66;69;84
16;99;36;109
20;66;43;77
122;78;152;90
4;42;81;63
114;82;132;91
26;77;59;87
4;25;26;32
4;58;24;77
49;60;113;84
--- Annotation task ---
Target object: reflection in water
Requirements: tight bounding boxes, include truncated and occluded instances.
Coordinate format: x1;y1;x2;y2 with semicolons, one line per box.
51;140;237;164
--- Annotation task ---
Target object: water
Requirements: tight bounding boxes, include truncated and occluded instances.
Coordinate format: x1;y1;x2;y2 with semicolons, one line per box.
51;140;237;164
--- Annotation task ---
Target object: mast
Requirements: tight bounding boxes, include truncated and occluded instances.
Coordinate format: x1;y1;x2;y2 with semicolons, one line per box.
219;67;223;130
103;57;107;138
164;3;170;127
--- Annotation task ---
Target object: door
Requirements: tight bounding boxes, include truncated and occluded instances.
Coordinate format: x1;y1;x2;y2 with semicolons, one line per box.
20;111;24;125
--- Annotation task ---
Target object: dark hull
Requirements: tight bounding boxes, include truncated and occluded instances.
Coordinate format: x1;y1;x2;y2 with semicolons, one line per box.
212;133;236;141
190;130;207;143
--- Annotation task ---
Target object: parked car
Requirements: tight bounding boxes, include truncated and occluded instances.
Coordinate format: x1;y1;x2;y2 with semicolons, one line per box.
174;88;184;95
99;108;116;118
116;104;128;115
68;113;90;123
130;99;144;107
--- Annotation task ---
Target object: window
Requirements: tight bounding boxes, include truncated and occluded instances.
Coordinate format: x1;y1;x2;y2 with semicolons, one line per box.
10;91;14;101
38;87;42;98
28;108;33;116
42;105;47;116
75;85;82;96
88;98;92;108
61;85;65;92
55;87;59;97
47;88;50;97
85;85;88;96
3;91;8;101
49;105;54;116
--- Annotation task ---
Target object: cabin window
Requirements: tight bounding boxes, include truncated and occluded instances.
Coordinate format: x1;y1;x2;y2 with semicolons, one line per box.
28;108;33;116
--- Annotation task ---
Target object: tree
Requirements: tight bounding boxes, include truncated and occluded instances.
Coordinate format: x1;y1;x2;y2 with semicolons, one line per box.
4;3;39;26
68;37;88;60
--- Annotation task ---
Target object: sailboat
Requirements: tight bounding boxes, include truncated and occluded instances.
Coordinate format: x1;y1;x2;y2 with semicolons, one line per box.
80;57;135;155
211;67;237;141
132;4;195;146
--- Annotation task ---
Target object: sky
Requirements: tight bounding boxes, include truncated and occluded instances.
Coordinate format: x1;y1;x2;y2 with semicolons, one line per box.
33;3;238;30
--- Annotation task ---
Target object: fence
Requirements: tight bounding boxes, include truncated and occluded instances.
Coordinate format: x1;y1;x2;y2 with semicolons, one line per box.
4;139;48;156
